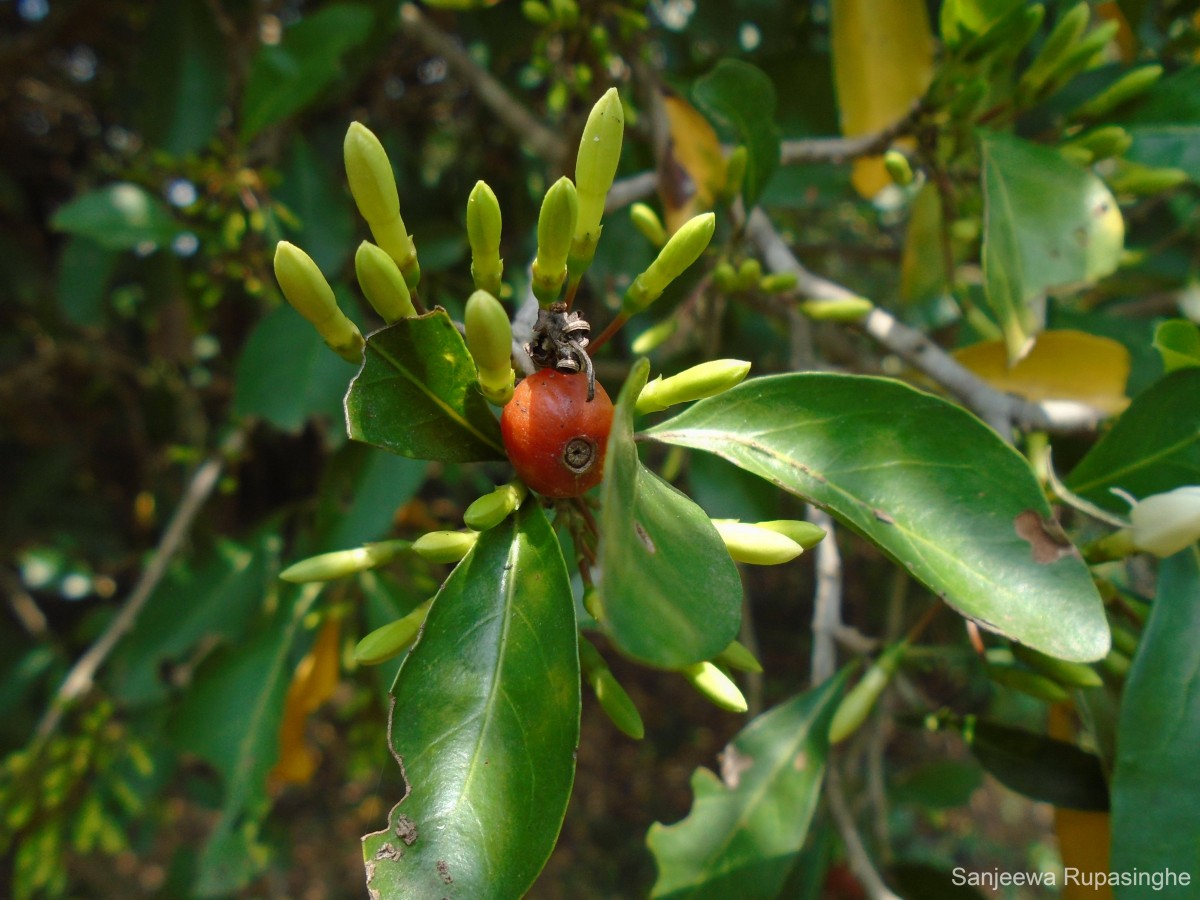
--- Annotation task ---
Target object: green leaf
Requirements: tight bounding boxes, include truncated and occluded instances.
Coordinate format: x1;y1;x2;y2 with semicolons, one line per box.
1122;65;1200;181
134;0;227;155
233;302;355;433
693;60;781;208
965;719;1109;811
362;503;578;897
50;183;182;251
240;4;376;141
646;672;848;899
1111;547;1200;880
889;759;983;809
345;311;505;463
56;236;119;326
980;131;1124;359
277;136;354;274
1065;369;1200;512
1153;318;1200;373
313;445;427;552
597;359;742;668
645;373;1109;662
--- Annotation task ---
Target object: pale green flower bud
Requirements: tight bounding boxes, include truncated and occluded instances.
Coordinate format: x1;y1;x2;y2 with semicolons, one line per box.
522;0;552;25
354;598;433;665
572;88;624;260
712;520;803;565
344;122;419;288
1062;125;1133;163
1108;162;1191;196
465;289;515;404
622;212;716;315
629;202;666;247
754;519;827;550
273;241;364;363
715;640;763;674
712;261;739;292
412;530;479;564
722;145;748;201
532;176;579;306
464;482;527;531
736;258;762;291
355;241;416;324
467;180;504;297
1019;1;1089;95
630;318;678;355
830;643;905;744
759;272;798;293
280;539;408;583
681;661;747;713
1011;643;1102;688
798;296;875;322
884;150;914;187
1129;486;1200;557
1071;65;1162;121
580;637;644;739
636;359;751;414
986;662;1072;703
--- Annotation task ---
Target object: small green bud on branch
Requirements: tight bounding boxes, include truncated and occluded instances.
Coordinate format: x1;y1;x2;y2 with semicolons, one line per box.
715;640;763;674
680;661;747;713
412;530;479;564
570;88;625;278
465;290;516;404
467;180;504;297
280;539;409;583
344;122;420;288
798;296;875;322
629;318;678;355
1070;65;1163;121
622;212;716;315
273;241;364;363
712;520;804;565
830;642;906;744
354;598;434;665
464;482;527;531
884;150;914;187
580;637;644;739
754;519;827;550
1011;643;1102;688
636;359;751;414
532;176;579;306
355;241;416;324
985;662;1072;703
629;203;667;247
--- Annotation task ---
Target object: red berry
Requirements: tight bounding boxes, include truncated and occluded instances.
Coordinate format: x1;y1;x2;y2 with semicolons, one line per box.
500;369;614;498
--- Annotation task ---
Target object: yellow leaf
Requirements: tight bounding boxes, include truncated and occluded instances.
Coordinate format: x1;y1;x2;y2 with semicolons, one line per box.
271;615;342;787
1049;703;1113;899
831;0;934;198
954;330;1131;415
659;93;727;234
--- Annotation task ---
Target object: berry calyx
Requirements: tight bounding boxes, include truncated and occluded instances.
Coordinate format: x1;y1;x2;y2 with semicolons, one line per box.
500;369;614;498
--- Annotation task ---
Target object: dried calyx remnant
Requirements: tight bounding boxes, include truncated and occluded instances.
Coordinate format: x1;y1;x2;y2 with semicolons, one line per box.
525;302;596;400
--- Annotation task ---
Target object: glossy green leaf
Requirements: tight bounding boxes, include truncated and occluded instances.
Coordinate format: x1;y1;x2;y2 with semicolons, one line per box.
313;445;427;552
240;4;375;141
1122;66;1200;181
980;131;1124;359
889;759;983;809
1153;318;1200;373
233;302;355;433
965;719;1109;810
597;359;742;668
1065;369;1200;513
56;236;119;326
361;503;578;897
135;0;227;155
693;60;781;208
646;374;1109;662
50;183;182;251
345;311;505;462
647;672;848;899
1111;547;1200;879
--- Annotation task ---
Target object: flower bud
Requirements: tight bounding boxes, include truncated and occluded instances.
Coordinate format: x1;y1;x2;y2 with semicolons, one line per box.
736;258;762;291
1071;65;1163;121
1129;486;1200;557
580;637;644;739
522;0;552;25
630;318;678;355
280;539;408;583
986;662;1072;703
884;150;914;187
722;145;748;201
1011;643;1102;688
1109;622;1139;657
1035;21;1121;98
1100;648;1131;679
1019;1;1089;95
412;530;479;564
712;520;803;565
532;176;579;306
1062;125;1133;163
354;598;434;665
273;241;364;363
754;519;827;550
759;273;798;293
636;359;751;414
622;212;716;315
1108;162;1191;196
712;261;739;292
571;88;624;267
630;202;666;247
830;642;905;744
464;482;527;531
355;241;416;323
344;122;419;288
467;180;504;297
798;296;875;322
681;661;747;713
465;290;515;403
715;640;763;674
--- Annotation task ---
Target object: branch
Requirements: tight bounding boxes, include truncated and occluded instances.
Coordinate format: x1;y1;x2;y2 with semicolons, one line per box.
826;763;903;900
35;427;247;740
744;209;1108;439
399;4;567;167
780;102;924;166
808;508;842;685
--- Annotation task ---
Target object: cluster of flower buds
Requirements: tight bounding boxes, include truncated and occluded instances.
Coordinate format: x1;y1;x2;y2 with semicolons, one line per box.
344;122;420;290
712;518;826;566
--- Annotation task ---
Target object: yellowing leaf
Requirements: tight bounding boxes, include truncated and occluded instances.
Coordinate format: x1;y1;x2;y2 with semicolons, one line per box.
954;330;1131;415
659;93;727;234
271;614;342;787
831;0;934;198
1049;703;1113;899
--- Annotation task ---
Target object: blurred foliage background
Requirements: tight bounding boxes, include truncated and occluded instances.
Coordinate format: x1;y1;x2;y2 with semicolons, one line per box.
2;0;1198;897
